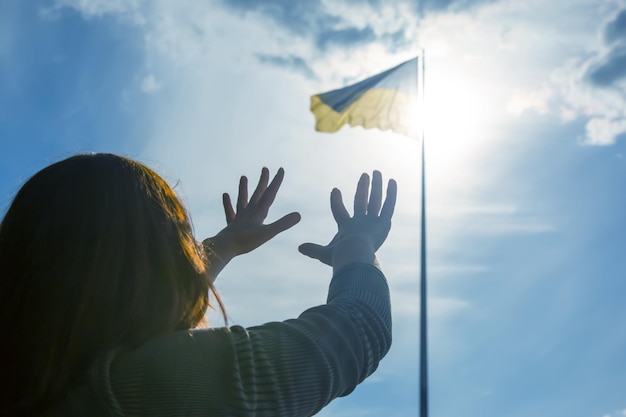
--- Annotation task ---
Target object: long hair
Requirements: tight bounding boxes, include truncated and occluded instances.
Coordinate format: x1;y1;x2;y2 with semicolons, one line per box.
0;153;225;414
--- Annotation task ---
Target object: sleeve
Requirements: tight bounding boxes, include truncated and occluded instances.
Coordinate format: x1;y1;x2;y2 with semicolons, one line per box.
98;263;392;417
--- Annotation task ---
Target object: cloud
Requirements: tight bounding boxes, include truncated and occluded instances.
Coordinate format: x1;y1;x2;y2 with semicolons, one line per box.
219;0;412;57
340;0;499;14
140;73;161;93
218;0;499;57
411;0;626;146
585;117;626;145
315;26;377;51
547;6;626;145
604;9;626;44
586;45;626;87
49;0;145;24
256;54;317;79
580;8;626;89
506;86;553;115
219;0;336;37
52;0;626;148
51;0;418;84
422;0;500;13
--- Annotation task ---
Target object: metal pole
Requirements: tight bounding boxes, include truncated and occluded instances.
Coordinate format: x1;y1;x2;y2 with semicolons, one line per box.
419;49;429;417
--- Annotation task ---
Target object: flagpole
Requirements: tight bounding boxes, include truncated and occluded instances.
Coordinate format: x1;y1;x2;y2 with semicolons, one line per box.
418;49;429;417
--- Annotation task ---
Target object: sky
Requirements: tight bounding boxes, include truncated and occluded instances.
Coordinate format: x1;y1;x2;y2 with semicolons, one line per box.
1;0;626;416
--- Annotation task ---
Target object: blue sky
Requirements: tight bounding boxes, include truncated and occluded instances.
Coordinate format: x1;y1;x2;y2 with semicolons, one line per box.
1;0;626;416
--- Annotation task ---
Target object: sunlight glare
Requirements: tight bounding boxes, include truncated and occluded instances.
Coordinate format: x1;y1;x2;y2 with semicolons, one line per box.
423;54;500;194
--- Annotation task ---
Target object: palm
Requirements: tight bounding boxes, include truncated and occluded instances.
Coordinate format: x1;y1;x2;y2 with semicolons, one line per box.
299;171;397;266
213;167;300;257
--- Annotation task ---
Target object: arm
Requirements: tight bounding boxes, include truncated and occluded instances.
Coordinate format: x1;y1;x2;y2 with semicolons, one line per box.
211;172;396;415
103;264;391;417
203;167;301;282
101;171;396;416
233;263;392;415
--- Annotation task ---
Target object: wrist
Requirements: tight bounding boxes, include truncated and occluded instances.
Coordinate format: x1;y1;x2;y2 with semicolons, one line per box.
332;235;377;273
202;235;236;284
202;235;235;268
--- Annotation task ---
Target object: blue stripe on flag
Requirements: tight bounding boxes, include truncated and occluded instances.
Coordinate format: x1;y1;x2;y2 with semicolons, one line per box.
317;58;418;113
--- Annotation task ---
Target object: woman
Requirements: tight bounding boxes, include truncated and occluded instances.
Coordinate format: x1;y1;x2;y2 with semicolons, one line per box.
0;153;397;416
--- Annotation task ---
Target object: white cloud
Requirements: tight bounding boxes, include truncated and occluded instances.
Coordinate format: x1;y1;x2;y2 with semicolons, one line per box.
51;0;145;24
418;0;626;145
541;3;626;145
506;86;554;115
50;1;561;330
585;117;626;145
551;54;626;145
53;0;626;149
140;73;161;93
320;0;418;42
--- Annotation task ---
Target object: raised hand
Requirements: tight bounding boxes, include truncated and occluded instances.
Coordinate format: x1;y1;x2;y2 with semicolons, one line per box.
298;171;397;270
203;167;300;280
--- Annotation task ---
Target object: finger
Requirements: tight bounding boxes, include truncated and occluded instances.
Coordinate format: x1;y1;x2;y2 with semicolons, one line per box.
380;179;397;221
250;167;269;205
237;176;248;212
298;243;332;265
264;212;301;237
330;188;350;224
257;167;284;215
367;170;383;216
222;193;236;223
353;173;369;217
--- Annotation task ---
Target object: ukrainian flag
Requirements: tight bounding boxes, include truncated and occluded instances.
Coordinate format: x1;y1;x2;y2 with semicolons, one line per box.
310;57;419;138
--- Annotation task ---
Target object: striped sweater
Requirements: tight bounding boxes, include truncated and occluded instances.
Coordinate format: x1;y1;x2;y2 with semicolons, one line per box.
47;263;392;416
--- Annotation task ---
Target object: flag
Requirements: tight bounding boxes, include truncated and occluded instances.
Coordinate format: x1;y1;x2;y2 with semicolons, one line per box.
310;57;419;138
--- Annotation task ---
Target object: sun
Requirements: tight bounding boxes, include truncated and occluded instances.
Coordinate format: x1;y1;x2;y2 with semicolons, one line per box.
421;52;501;189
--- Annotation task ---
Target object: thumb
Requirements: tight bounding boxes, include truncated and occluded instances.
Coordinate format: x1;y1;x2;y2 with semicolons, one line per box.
266;212;301;236
270;212;301;233
298;243;331;265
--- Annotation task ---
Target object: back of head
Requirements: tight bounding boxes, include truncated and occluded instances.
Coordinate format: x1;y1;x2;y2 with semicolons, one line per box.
0;153;216;414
